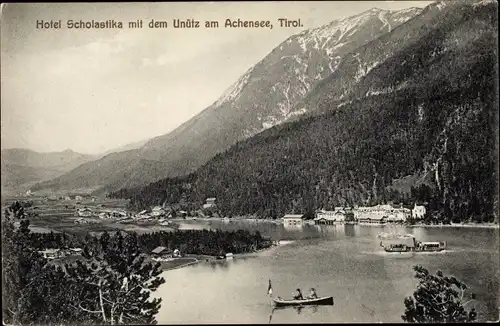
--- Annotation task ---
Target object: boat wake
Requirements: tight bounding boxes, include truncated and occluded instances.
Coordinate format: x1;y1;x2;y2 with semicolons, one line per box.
277;240;295;246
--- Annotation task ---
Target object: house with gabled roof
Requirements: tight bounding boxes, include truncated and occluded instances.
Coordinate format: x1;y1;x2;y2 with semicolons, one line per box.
151;246;172;257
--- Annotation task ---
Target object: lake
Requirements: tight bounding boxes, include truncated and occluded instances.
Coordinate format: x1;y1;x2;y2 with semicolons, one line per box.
154;221;499;323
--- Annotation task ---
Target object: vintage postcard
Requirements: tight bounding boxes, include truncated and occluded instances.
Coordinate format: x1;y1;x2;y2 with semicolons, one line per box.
1;1;498;324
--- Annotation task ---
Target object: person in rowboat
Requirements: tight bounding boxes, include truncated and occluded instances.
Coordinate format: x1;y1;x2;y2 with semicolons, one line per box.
307;288;318;299
293;288;303;300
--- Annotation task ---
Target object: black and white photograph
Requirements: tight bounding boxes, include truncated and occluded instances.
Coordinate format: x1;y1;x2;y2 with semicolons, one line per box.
1;1;499;324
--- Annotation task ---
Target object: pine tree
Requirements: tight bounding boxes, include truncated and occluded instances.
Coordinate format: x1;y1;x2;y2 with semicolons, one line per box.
65;231;166;324
402;265;477;323
2;202;47;324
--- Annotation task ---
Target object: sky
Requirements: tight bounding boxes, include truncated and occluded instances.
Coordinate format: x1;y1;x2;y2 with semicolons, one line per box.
1;1;432;155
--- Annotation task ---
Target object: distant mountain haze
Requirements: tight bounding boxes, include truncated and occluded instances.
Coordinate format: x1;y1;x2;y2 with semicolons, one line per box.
31;6;423;194
1;148;96;193
1;138;152;193
99;138;150;156
1;148;93;169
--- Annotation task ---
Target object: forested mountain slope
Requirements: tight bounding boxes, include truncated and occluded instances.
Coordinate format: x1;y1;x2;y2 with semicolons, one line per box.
112;0;498;223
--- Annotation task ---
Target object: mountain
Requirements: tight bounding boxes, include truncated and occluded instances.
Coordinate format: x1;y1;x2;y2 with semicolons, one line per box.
32;150;175;195
111;0;498;224
1;148;96;193
139;6;423;170
32;6;422;194
1;163;63;191
293;0;479;115
99;138;150;157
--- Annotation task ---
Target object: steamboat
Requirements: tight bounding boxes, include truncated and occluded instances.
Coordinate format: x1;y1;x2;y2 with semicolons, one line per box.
378;233;446;252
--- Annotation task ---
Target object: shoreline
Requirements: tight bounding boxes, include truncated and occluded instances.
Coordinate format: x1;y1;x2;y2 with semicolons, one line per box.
233;240;295;258
171;217;498;229
407;223;499;229
160;258;200;271
171;217;282;223
160;240;295;271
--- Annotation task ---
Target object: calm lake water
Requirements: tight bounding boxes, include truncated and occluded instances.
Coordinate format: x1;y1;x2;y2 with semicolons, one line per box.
155;221;499;323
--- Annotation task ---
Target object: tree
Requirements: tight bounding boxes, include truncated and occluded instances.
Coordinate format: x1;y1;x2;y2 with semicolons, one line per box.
402;265;477;323
2;201;166;325
2;202;47;325
16;264;95;325
66;231;166;325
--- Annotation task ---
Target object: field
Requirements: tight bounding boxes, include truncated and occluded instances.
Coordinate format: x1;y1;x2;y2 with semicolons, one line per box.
3;195;177;236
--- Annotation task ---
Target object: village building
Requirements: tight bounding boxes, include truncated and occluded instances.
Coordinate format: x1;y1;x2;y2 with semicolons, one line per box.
97;209;126;218
151;246;172;258
151;206;166;217
113;210;127;218
282;214;304;226
75;195;84;201
178;210;188;217
203;197;217;209
412;204;427;219
69;248;83;255
99;212;110;219
38;248;63;260
136;209;150;217
77;207;93;217
61;248;83;256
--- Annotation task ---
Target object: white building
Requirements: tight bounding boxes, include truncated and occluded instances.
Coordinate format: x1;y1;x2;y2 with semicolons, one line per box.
314;209;345;224
151;206;166;217
99;212;110;219
412;204;426;219
203;197;217;209
282;214;304;226
38;249;62;260
77;208;93;217
354;204;410;223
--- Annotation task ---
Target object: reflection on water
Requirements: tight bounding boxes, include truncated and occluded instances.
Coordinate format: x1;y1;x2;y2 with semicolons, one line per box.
155;222;499;324
178;220;363;241
208;260;235;270
344;224;356;237
269;305;321;323
275;305;320;315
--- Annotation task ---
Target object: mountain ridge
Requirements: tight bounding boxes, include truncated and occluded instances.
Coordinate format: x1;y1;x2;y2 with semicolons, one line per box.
111;0;498;224
1;148;96;193
31;6;424;194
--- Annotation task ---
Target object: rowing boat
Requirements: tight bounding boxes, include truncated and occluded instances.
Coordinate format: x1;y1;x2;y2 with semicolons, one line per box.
273;296;334;307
